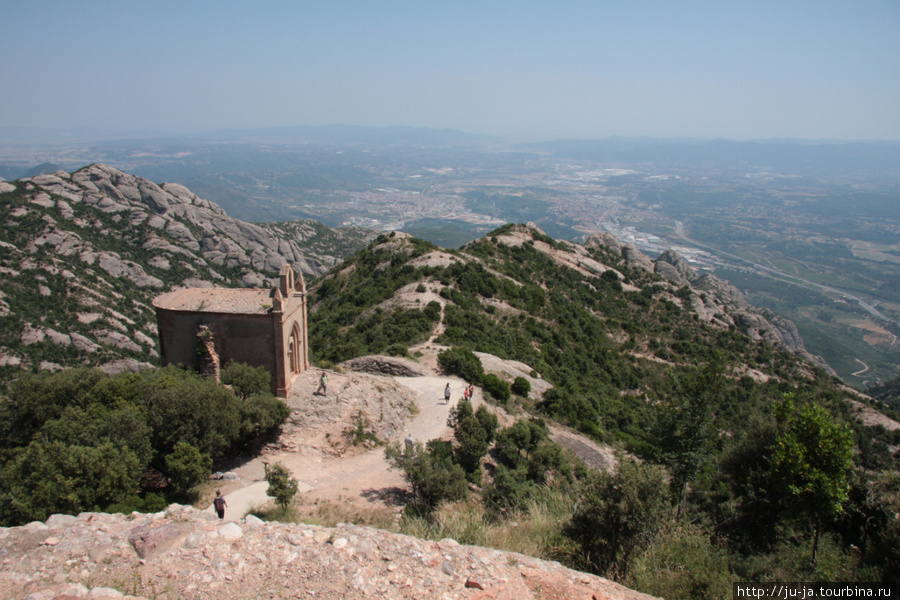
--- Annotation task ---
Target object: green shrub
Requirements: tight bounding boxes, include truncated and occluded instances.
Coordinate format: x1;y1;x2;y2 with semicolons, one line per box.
105;492;167;515
266;462;299;511
483;465;535;516
384;343;409;357
627;522;733;600
0;366;290;526
437;347;484;383
569;457;671;577
0;440;143;525
238;393;290;439
446;402;497;476
165;441;212;496
481;373;511;402
221;362;272;399
385;440;468;513
511;376;531;397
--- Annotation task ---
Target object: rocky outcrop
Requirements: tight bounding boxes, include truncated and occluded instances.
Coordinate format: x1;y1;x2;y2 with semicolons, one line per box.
585;231;623;255
622;244;654;272
67;164;369;277
0;506;659;600
586;233;833;373
653;249;693;284
0;166;375;375
341;355;427;377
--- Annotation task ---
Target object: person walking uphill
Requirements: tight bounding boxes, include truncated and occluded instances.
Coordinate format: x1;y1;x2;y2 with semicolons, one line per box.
444;382;451;404
213;490;227;519
316;371;328;397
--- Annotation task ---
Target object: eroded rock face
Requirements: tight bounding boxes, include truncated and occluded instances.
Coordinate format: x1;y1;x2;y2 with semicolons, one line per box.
0;506;659;600
585;232;833;373
14;165;374;282
0;165;375;375
341;355;427;377
654;249;693;284
622;244;654;271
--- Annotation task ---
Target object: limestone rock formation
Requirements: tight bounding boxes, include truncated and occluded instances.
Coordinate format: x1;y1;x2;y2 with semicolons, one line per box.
586;232;833;373
341;355;427;377
653;249;693;284
622;244;655;272
0;506;659;600
0;165;375;375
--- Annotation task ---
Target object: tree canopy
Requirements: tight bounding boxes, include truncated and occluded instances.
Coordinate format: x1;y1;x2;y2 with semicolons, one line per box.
0;365;288;525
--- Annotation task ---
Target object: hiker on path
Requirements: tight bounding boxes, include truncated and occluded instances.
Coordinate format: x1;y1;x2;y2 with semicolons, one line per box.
213;490;227;519
316;372;328;397
444;382;451;404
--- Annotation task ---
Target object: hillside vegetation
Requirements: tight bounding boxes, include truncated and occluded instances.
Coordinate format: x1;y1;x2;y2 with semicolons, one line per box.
307;224;900;593
2;160;899;595
0;362;288;525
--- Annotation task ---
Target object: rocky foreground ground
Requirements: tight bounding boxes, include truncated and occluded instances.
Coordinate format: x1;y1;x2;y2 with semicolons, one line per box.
1;505;658;600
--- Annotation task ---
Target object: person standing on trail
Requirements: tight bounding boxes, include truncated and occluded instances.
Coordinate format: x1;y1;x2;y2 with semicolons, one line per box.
316;371;328;397
213;490;227;519
444;382;451;403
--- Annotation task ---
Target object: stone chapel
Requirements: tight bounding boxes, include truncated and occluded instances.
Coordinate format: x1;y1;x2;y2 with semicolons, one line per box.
152;264;309;396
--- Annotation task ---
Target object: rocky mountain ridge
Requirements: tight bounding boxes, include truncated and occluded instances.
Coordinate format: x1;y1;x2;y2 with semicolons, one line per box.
585;231;831;373
1;162;828;379
0;505;658;600
346;223;826;374
0;165;374;375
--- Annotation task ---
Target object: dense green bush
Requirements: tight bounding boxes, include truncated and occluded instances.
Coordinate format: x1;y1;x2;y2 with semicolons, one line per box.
0;366;289;526
165;442;212;497
385;440;468;513
437;347;484;383
448;401;498;476
239;393;291;438
221;362;272;399
480;373;510;402
569;458;671;577
1;440;144;524
511;376;531;397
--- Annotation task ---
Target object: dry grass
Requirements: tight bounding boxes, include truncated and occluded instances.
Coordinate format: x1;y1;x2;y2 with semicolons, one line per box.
399;486;578;564
263;496;400;530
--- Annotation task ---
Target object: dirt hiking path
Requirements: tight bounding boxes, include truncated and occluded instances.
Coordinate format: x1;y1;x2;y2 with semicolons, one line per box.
210;367;479;522
209;349;615;523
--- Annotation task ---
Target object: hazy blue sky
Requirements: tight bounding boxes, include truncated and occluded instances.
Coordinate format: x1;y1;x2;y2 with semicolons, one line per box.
2;0;898;141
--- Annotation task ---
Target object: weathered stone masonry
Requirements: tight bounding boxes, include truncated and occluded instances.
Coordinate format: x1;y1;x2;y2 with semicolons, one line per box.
152;264;308;396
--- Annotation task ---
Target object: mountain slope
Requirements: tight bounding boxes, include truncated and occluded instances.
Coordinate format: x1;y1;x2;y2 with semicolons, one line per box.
0;164;374;376
307;224;894;451
303;222;900;587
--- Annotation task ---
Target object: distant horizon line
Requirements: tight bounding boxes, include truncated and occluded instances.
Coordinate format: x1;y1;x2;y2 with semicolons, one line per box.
1;123;898;146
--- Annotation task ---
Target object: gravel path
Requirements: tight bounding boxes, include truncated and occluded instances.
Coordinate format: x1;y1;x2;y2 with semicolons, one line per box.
209;372;477;520
208;353;616;521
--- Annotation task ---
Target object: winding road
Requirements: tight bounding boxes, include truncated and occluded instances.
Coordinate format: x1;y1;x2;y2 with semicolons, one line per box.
674;221;899;326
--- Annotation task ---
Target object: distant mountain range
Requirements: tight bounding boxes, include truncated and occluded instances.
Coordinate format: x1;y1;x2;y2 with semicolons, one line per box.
0;124;493;148
532;138;900;178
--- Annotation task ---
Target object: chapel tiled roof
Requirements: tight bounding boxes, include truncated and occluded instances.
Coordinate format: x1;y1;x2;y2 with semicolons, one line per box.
152;287;275;315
